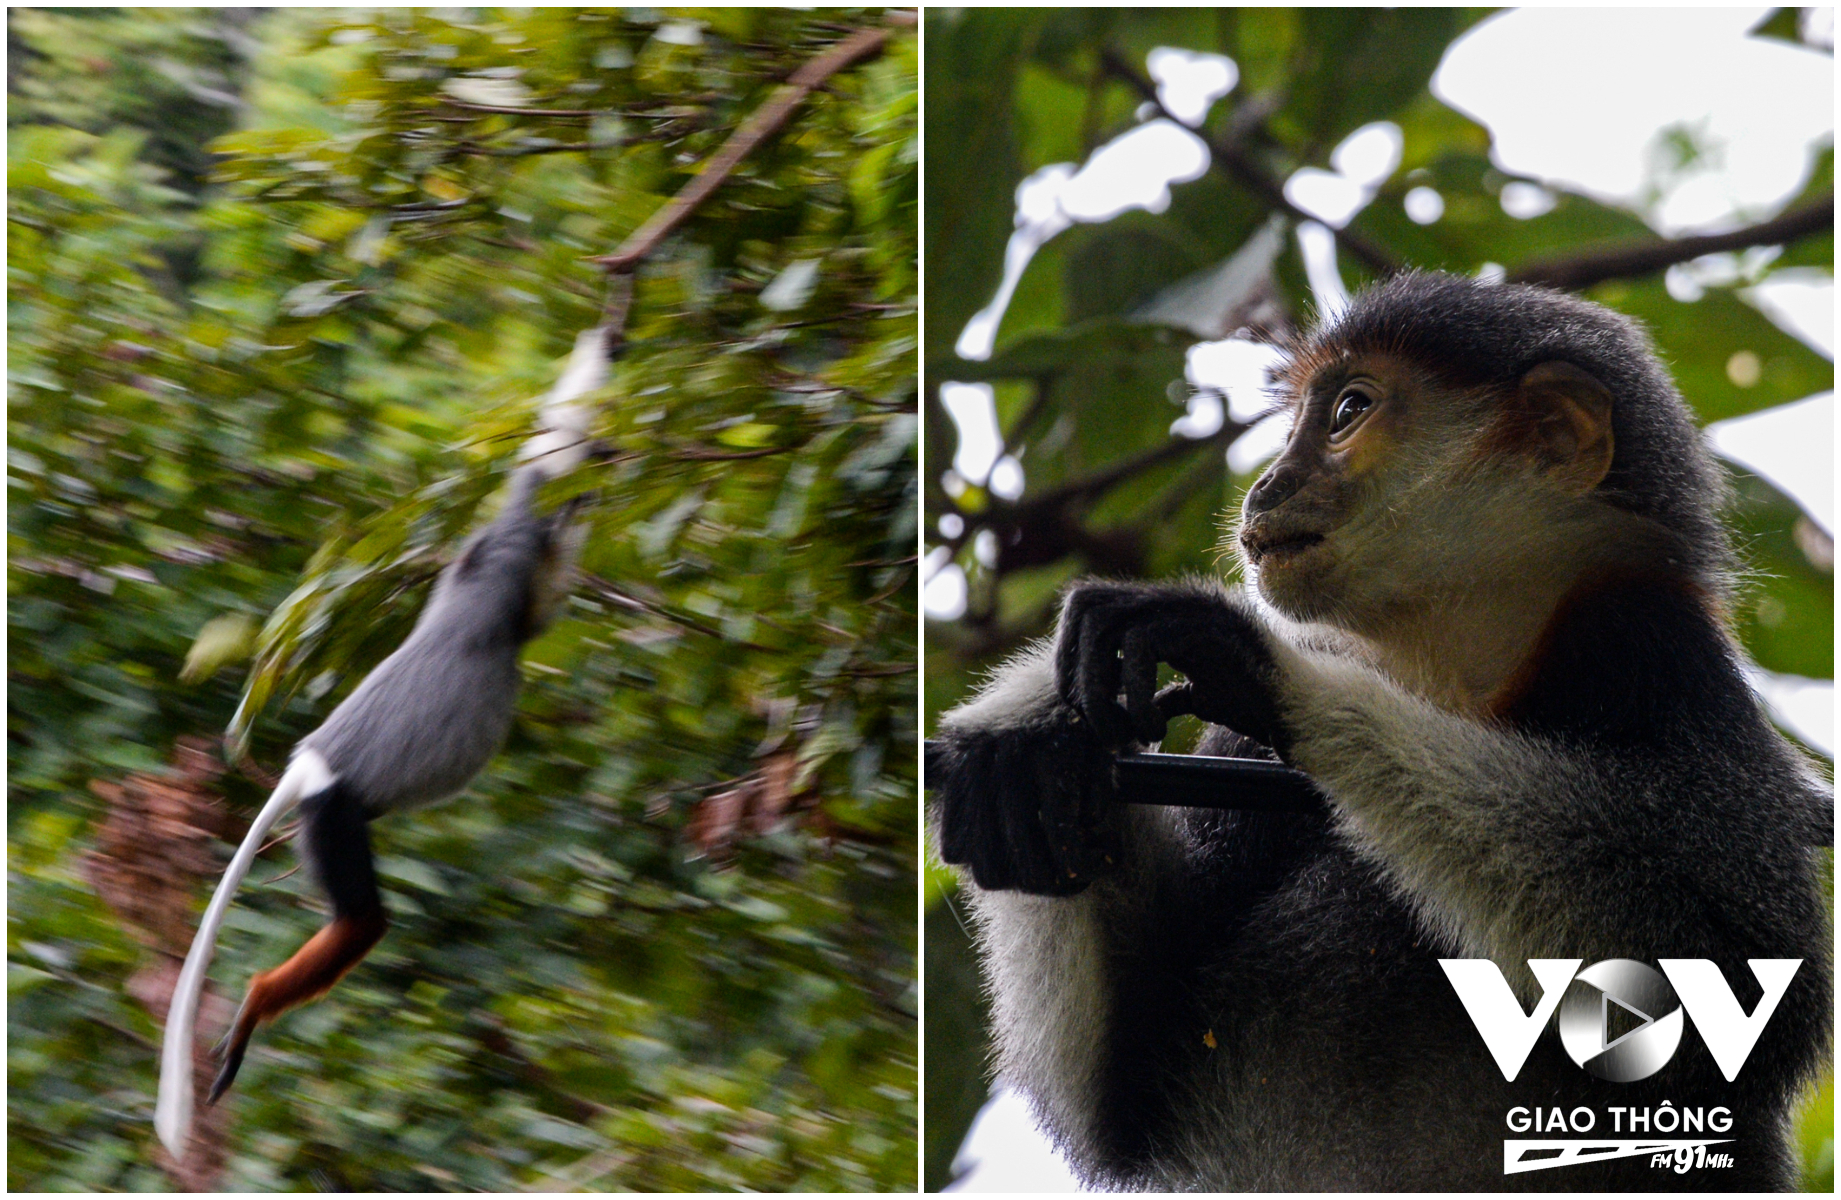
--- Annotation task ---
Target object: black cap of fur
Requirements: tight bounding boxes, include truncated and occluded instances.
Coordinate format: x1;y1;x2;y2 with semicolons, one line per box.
1292;271;1733;587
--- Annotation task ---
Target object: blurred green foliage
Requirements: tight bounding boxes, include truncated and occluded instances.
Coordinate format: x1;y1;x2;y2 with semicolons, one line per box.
11;7;915;1191
923;7;1831;1191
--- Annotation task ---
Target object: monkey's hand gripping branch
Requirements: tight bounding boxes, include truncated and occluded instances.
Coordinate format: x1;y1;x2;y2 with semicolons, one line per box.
154;750;335;1158
1053;579;1289;757
932;580;1290;897
930;650;1123;895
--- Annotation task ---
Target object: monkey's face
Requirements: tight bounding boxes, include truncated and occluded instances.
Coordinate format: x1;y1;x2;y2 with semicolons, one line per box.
1237;351;1614;638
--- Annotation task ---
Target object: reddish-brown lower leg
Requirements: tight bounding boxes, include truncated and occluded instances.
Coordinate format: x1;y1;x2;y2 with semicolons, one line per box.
209;780;386;1104
208;910;387;1104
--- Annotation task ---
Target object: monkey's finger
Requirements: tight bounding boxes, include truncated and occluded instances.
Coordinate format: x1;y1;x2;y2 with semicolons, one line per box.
207;1012;255;1106
937;735;1023;891
931;738;982;868
1042;722;1120;888
992;738;1063;893
1054;587;1125;716
206;1043;247;1107
1155;681;1202;721
1073;608;1134;744
1118;627;1168;745
1076;740;1122;876
1053;584;1129;698
1036;745;1097;892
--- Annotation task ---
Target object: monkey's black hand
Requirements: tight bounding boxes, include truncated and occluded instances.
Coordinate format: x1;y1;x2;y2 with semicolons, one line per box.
931;712;1122;896
1055;580;1291;758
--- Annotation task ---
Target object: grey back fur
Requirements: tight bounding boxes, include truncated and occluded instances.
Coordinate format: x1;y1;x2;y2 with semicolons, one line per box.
302;466;563;815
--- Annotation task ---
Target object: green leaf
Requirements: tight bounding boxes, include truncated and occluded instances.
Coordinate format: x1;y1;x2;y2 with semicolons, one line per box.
1726;467;1834;679
1594;280;1835;424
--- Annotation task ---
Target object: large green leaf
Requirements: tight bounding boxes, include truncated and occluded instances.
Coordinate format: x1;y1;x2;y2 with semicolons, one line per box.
1259;8;1483;154
923;8;1032;363
1594;280;1835;424
1352;151;1657;276
1726;467;1834;680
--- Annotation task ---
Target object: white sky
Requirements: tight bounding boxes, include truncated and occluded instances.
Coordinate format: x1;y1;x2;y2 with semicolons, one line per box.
938;10;1835;1189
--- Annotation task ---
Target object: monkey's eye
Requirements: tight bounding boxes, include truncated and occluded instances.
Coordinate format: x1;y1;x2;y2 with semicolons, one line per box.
1329;387;1376;438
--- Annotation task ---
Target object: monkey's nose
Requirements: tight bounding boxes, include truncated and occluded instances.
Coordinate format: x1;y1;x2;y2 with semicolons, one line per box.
1245;461;1305;515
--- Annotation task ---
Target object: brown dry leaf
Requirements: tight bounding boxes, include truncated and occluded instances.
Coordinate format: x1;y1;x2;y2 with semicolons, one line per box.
687;746;827;860
751;750;804;835
85;736;245;1188
83;737;235;953
687;778;756;860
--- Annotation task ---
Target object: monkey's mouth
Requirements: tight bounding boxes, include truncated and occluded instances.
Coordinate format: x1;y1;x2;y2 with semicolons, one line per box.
1240;529;1325;564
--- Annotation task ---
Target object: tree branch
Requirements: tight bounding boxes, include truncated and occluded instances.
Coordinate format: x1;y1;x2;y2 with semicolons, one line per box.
583;575;777;653
1097;48;1399;276
666;443;794;461
1024;418;1245;514
591;19;907;275
1508;194;1834;290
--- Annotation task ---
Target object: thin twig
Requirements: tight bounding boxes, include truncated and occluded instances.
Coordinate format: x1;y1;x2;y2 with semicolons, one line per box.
388;198;474;216
1099;47;1831;293
256;819;300;857
864;564;917;607
439;100;688;119
455;135;680;158
667;443;794;461
840;661;916;677
583;575;777;652
1027;418;1246;513
1097;48;1399;277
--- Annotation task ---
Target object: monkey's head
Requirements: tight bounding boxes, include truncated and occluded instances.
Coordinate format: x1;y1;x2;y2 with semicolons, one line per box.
1237;272;1730;640
420;465;588;644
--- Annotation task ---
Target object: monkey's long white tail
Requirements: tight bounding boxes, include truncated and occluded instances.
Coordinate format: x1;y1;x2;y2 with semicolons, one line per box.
154;750;334;1159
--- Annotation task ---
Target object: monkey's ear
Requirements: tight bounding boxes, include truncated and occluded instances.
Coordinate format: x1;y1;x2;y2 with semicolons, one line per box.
1515;361;1615;495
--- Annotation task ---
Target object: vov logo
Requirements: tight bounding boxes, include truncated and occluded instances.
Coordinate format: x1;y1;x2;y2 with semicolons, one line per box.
1439;958;1802;1082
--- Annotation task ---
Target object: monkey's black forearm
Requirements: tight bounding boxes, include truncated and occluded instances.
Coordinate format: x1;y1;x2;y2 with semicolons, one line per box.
923;740;1325;815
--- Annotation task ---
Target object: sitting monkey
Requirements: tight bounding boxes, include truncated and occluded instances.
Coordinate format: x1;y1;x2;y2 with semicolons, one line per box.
931;272;1831;1190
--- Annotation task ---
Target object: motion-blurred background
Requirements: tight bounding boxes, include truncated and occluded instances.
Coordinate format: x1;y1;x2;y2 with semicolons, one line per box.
11;8;915;1190
923;8;1831;1191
